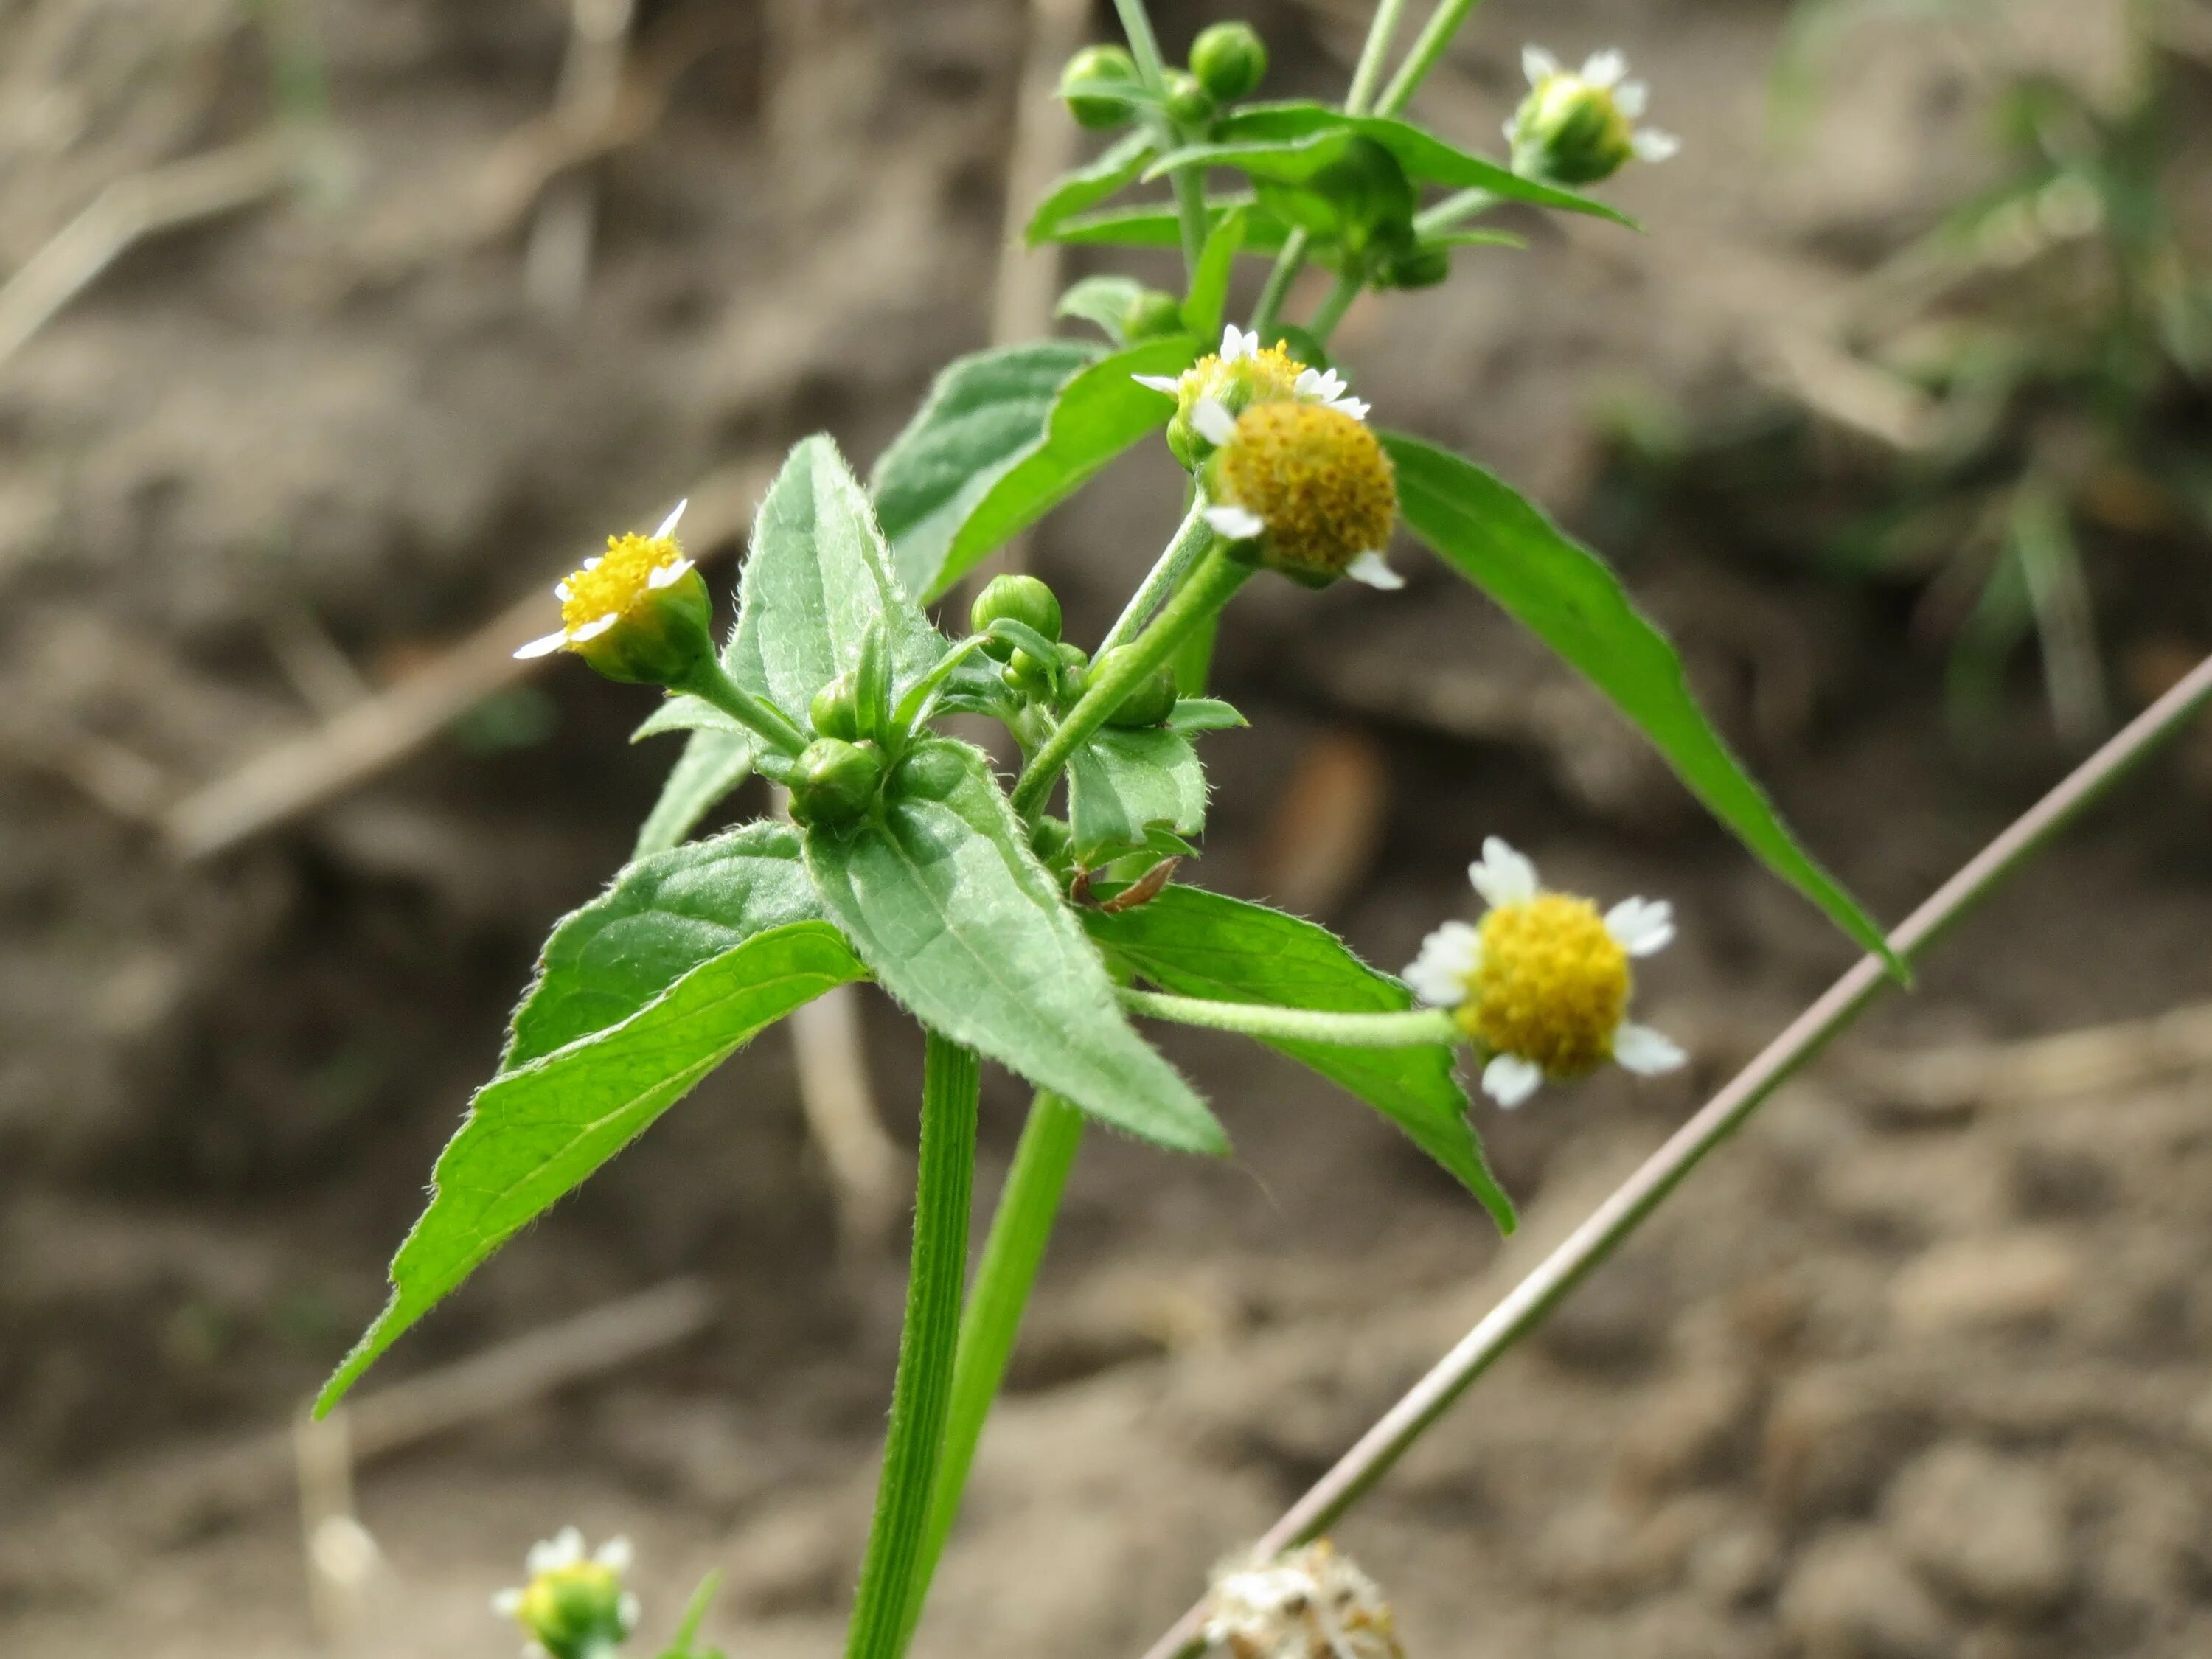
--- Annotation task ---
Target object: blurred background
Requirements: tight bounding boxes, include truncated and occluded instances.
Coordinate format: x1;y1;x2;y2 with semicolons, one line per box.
4;0;2212;1655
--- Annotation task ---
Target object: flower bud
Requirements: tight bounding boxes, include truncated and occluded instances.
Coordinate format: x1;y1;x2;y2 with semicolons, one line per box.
1508;48;1678;187
1124;288;1187;341
810;673;861;742
1088;646;1179;728
493;1530;640;1659
1059;44;1141;130
787;739;883;829
1162;69;1214;129
1376;243;1451;289
970;574;1062;658
1189;21;1267;102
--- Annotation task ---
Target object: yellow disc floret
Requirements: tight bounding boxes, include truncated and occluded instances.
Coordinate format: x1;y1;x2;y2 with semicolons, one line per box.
1459;893;1630;1076
1208;403;1398;586
561;528;685;634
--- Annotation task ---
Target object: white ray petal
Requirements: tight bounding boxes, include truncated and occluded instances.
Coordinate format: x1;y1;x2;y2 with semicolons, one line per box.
1469;836;1539;908
1192;396;1237;445
646;556;695;589
1604;896;1674;956
1582;49;1627;88
1613;1022;1686;1075
527;1528;585;1574
1613;79;1648;117
570;613;620;643
1346;552;1404;590
493;1589;525;1618
1632;128;1680;162
1205;504;1267;540
1330;394;1371;421
617;1592;642;1632
1220;324;1258;361
1404;920;1481;1006
653;498;688;540
594;1536;633;1572
1132;372;1183;395
514;629;571;659
1483;1052;1544;1107
1522;45;1561;86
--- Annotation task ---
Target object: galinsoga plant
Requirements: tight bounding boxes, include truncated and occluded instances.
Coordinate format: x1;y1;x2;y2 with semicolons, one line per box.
317;5;1907;1655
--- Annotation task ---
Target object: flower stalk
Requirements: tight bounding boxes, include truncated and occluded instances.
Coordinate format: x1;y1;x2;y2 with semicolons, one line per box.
1119;988;1461;1048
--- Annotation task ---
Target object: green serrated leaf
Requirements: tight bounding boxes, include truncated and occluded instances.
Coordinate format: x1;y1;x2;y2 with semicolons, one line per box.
872;341;1102;600
504;821;822;1070
1382;431;1902;978
634;728;756;858
914;336;1203;603
1183;206;1246;342
728;436;946;724
1086;886;1513;1232
1043;197;1293;252
1055;274;1149;344
804;739;1225;1154
1150;103;1638;229
1065;724;1209;863
319;922;865;1413
1026;130;1155;244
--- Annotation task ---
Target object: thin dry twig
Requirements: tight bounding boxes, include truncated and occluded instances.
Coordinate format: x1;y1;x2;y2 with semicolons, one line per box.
0;132;296;373
525;0;640;320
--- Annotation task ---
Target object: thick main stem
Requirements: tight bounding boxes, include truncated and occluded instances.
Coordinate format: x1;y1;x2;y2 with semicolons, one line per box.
898;1091;1087;1650
1102;495;1214;655
1011;546;1251;819
1138;650;2212;1659
842;1033;979;1659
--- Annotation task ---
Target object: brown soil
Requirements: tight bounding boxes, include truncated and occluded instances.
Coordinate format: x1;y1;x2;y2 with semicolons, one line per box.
4;1;2211;1657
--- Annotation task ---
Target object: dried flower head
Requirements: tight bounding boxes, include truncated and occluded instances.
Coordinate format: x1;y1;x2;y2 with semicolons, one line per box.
1203;1540;1404;1659
1405;836;1685;1107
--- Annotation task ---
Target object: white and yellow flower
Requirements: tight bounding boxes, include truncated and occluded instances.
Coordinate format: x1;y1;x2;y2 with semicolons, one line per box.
1196;397;1403;591
1137;324;1371;470
1405;836;1684;1107
516;501;714;686
1508;47;1679;187
492;1527;641;1659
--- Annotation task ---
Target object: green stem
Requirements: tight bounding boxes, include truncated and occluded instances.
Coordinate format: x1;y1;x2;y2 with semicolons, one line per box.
1413;186;1498;236
898;1092;1086;1651
1307;272;1362;347
842;1032;979;1659
1121;989;1459;1047
1136;649;2212;1659
1344;0;1411;115
1376;0;1489;116
1111;0;1208;276
1102;495;1214;655
1011;546;1251;818
892;633;998;735
676;661;810;757
1248;233;1308;343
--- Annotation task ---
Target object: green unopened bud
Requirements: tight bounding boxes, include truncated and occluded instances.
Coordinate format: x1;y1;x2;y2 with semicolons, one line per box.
970;574;1062;658
788;739;883;829
1377;243;1451;289
1060;44;1141;130
1125;288;1186;341
494;1530;640;1659
1163;69;1214;128
1507;46;1678;187
1189;22;1267;102
1088;646;1180;728
810;672;860;741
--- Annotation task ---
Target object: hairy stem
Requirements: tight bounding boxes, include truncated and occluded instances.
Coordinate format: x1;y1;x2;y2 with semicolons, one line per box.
842;1033;979;1659
1138;650;2212;1659
1012;546;1251;818
1344;0;1411;115
1376;0;1490;117
676;661;810;757
1111;0;1208;276
897;1092;1086;1650
1120;988;1460;1048
1102;494;1214;655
